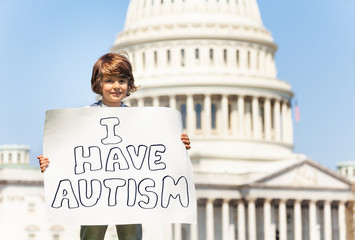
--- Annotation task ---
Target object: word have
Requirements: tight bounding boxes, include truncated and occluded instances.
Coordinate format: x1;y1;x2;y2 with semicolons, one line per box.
74;144;167;174
51;176;190;209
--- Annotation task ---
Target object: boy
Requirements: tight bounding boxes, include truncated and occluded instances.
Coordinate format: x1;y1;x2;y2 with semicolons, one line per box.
38;52;191;240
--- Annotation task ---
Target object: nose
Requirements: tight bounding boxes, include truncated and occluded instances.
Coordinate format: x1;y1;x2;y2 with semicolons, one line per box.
113;80;120;88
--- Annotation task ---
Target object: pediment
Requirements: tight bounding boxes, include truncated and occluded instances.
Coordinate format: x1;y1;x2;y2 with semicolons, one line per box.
252;159;352;190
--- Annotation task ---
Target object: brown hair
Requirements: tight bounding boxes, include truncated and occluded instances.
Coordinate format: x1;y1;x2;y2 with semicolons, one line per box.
91;52;138;96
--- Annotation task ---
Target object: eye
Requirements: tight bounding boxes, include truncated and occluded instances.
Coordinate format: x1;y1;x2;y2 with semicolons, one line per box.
119;79;128;84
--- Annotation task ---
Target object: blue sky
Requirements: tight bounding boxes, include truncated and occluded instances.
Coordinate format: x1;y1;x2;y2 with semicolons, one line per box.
0;0;354;170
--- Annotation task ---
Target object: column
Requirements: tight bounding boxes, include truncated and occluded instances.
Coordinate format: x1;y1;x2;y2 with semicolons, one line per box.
25;150;30;164
279;199;287;240
190;223;198;240
324;200;332;240
221;95;229;136
252;96;260;139
153;96;160;107
294;199;302;240
338;201;346;240
237;96;245;138
309;200;317;240
348;167;353;177
340;167;346;176
174;223;182;240
3;150;8;164
137;98;144;107
264;98;271;140
222;199;230;240
273;100;281;141
20;150;25;164
206;199;214;240
204;94;212;136
186;95;195;135
247;198;257;240
169;95;177;109
238;200;246;240
264;199;271;240
166;224;173;240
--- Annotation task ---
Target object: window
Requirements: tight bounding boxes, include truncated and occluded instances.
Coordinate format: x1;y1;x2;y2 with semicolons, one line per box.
223;49;227;64
142;52;146;69
211;104;217;129
28;234;36;240
154;51;158;67
167;50;171;65
28;202;36;213
180;104;187;129
195;48;199;60
8;153;12;163
181;49;185;67
195;104;202;129
209;48;214;62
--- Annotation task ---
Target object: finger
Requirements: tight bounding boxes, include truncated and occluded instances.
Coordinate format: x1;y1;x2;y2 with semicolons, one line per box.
40;159;49;164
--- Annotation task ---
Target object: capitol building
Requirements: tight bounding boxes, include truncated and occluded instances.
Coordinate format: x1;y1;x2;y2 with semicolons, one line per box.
0;0;354;240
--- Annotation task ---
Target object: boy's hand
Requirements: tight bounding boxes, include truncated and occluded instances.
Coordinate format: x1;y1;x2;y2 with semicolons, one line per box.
37;155;50;173
181;134;191;150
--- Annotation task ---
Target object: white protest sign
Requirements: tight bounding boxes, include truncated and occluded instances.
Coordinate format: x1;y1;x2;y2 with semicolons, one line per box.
43;107;196;225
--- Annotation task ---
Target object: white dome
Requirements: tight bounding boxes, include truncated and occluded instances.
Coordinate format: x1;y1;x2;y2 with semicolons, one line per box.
113;0;275;50
111;0;295;174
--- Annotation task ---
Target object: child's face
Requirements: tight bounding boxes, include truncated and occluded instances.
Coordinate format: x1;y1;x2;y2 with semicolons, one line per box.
101;75;128;107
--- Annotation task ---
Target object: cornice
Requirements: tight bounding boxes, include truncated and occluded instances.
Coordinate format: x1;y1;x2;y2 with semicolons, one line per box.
112;23;276;51
0;180;44;186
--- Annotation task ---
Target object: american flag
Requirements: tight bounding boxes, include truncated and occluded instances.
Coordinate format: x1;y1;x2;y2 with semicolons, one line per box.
294;100;301;122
